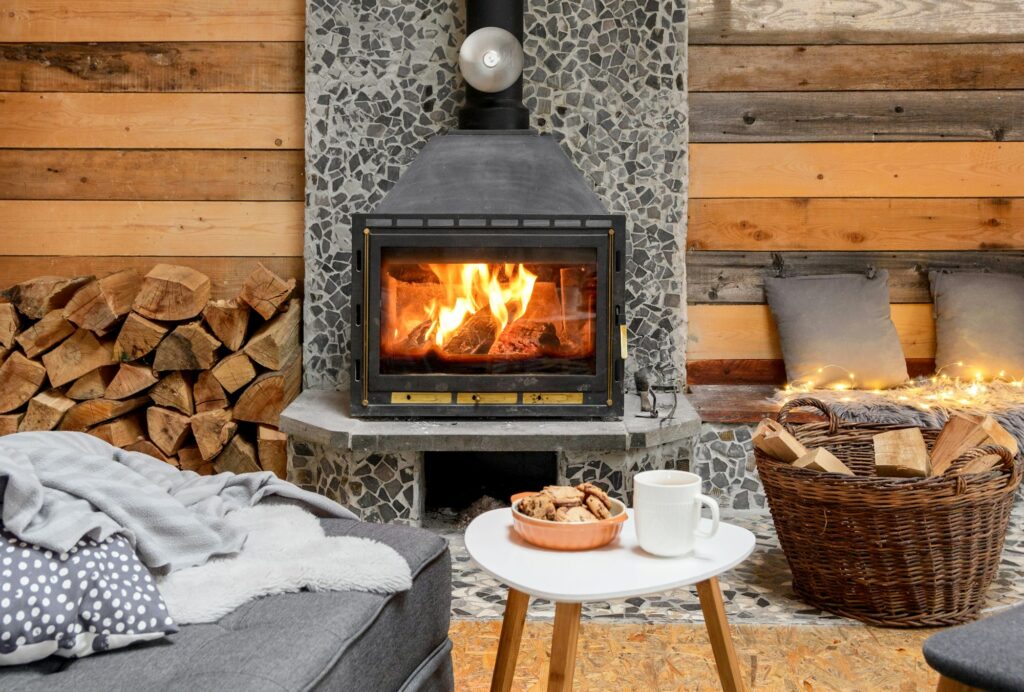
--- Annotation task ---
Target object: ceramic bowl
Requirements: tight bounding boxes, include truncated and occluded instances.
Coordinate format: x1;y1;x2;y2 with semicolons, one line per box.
510;491;627;551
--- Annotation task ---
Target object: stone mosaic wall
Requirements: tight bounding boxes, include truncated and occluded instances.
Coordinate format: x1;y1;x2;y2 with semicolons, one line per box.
305;0;689;389
690;422;767;512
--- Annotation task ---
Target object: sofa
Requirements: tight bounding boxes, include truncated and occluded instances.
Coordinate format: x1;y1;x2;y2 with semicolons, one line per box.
0;519;454;692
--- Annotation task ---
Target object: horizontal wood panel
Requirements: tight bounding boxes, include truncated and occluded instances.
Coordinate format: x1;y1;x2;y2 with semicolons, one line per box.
0;201;302;256
686;385;802;423
688;198;1024;251
690;143;1024;198
690;44;1024;92
687;360;938;386
0;256;303;298
688;250;1024;304
0;150;304;200
0;1;304;42
690;91;1024;143
0;42;303;93
689;0;1024;45
0;93;303;148
687;303;935;360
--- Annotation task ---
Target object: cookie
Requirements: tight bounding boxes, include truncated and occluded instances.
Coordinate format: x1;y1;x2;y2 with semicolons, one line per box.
576;482;612;509
518;493;555;520
542;485;584;507
585;494;611;520
560;506;599;523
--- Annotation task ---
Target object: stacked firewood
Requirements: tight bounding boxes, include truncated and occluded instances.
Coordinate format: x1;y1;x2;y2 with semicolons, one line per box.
754;412;1018;478
0;263;299;478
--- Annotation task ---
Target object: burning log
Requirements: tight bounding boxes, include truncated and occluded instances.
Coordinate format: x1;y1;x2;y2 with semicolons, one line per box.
444;308;501;355
490;320;560;356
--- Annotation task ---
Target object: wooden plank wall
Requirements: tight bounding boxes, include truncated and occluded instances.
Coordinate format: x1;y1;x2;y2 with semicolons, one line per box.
0;2;305;298
686;1;1024;385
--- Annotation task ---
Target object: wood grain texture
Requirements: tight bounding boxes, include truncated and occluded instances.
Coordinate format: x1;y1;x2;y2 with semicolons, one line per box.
690;44;1024;92
0;93;303;149
0;42;302;93
691;143;1024;198
686;359;937;387
687;304;935;360
0;201;302;256
688;198;1024;251
687;250;1024;304
0;150;303;201
690;91;1024;143
689;0;1024;45
0;1;304;42
687;384;807;422
0;257;303;298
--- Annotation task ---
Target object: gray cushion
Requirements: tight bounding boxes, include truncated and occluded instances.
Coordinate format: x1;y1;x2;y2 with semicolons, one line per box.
0;519;452;692
924;604;1024;692
765;271;909;389
930;271;1024;380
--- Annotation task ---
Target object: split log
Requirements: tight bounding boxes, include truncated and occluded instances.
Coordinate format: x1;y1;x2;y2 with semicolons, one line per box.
146;406;191;456
0;352;47;413
213;435;260;475
0;303;19;349
0;413;24;435
399;319;434;351
20;389;76;431
794;447;853;475
873;428;930;478
59;396;149;431
66;365;117;400
257;425;288;479
202;298;250;351
244;299;299;370
490;320;560;356
211;351;256;394
178;446;212;475
149;371;194;415
2;275;92;320
63;269;141;333
124;439;171;463
752;418;808;462
444;309;501;355
152;322;221;371
132;264;211;321
930;412;1017;476
194;370;229;413
240;263;295;320
42;329;113;387
113;312;168;362
16;309;75;359
105;363;158;400
233;354;301;426
89;414;145;448
191;408;237;460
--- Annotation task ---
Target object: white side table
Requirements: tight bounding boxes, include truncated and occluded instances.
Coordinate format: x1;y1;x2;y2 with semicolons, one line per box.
465;508;756;692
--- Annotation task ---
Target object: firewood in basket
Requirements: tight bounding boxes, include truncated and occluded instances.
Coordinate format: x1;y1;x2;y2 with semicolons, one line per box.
793;447;853;476
490;321;560;356
2;275;92;321
873;428;930;478
752;418;808;463
444;308;501;355
930;412;1018;477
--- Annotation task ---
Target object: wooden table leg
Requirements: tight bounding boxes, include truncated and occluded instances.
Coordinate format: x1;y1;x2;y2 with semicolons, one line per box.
548;602;583;692
491;588;530;692
936;675;981;692
696;577;746;692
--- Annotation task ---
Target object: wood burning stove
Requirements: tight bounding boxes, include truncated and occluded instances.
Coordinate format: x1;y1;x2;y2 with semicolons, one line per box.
348;0;626;419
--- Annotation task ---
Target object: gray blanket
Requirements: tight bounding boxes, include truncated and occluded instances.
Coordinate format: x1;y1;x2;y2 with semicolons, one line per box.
0;431;355;574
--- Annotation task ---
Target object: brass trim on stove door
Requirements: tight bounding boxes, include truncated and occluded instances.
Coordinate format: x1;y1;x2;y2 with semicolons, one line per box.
606;228;615;406
362;227;371;406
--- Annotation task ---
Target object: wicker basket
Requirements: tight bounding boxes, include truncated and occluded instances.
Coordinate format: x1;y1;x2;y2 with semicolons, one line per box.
755;397;1022;627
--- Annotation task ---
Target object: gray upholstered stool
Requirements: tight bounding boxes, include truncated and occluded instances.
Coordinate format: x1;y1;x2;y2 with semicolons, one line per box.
923;604;1024;692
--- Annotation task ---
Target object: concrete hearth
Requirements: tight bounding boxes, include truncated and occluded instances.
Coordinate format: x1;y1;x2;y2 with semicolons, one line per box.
281;392;700;525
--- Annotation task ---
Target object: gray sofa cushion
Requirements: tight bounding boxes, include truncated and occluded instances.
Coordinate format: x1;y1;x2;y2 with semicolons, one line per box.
765;271;909;389
0;519;452;692
924;604;1024;692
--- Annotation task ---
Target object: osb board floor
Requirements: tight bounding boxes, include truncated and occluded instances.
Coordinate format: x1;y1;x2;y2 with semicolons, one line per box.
450;621;937;691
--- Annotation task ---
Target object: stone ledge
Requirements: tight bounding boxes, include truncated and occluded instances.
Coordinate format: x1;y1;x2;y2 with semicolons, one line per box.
281;390;700;453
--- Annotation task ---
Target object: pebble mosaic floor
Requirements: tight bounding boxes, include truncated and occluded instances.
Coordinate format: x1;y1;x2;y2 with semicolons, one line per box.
435;503;1024;625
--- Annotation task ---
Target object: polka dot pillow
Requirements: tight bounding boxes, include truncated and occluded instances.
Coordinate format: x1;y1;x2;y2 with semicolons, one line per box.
0;529;178;666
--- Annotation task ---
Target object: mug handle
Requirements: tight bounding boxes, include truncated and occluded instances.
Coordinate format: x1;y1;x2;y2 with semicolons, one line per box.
694;494;720;539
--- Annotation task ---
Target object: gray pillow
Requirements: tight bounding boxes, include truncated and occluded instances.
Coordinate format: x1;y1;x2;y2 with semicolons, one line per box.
765;271;909;389
929;271;1024;380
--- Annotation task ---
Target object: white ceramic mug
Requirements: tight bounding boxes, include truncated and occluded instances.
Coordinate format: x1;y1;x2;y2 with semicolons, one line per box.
633;470;720;557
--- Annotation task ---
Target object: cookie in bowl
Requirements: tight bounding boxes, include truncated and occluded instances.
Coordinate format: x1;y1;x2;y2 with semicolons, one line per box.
511;483;627;550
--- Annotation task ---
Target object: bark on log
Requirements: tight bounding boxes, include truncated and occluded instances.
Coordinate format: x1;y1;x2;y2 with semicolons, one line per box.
146;406;191;456
89;413;145;448
0;351;47;413
60;396;149;431
113;312;168;362
66;365;117;401
20;388;75;431
149;371;193;415
233;354;301;426
193;370;228;412
2;275;92;320
105;363;159;400
213;435;260;475
444;309;501;355
257;425;288;479
152;322;221;371
191;408;237;460
133;264;212;321
202;298;250;352
240;262;295;320
0;303;19;349
211;351;256;394
63;269;141;334
16;309;75;359
244;298;299;370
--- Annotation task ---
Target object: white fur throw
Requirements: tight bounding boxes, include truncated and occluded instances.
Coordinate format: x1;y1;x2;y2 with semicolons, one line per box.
156;504;412;624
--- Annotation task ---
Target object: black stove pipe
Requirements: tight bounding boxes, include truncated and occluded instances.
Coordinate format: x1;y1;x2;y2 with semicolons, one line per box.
457;0;531;130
